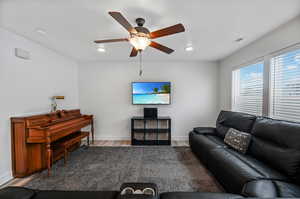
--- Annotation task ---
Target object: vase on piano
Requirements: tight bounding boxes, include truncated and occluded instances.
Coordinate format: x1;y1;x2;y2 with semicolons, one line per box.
51;96;65;112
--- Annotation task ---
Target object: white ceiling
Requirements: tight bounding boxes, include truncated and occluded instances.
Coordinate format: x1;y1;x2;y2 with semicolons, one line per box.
1;0;300;62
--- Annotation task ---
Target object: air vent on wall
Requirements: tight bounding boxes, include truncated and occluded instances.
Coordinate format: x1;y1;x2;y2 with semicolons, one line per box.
15;48;30;60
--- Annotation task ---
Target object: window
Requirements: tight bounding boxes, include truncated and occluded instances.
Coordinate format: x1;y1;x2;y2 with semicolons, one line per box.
232;62;264;115
231;45;300;122
270;48;300;122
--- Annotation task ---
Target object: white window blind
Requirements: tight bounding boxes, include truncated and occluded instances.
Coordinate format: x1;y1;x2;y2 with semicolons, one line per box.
232;62;264;115
270;48;300;122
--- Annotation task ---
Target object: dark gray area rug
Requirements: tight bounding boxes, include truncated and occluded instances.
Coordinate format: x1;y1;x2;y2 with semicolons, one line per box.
24;146;223;192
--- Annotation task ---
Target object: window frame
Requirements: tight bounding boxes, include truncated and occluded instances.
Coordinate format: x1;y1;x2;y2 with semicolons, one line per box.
231;58;264;115
268;45;300;121
230;43;300;120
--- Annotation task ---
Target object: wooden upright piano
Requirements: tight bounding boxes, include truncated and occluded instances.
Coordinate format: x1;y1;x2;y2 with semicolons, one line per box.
11;109;93;177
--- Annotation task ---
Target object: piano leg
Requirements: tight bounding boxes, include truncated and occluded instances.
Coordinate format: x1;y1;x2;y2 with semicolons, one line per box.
91;120;94;144
64;148;67;165
46;143;51;177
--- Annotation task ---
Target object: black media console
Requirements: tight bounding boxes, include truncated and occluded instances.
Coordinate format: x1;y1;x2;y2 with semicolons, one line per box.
131;116;171;145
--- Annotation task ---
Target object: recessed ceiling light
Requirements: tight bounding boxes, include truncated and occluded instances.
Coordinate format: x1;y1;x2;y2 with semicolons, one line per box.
36;29;46;35
235;37;244;42
97;47;106;52
185;46;193;52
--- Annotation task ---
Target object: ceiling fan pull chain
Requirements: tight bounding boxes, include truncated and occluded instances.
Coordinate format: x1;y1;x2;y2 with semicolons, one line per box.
139;50;143;76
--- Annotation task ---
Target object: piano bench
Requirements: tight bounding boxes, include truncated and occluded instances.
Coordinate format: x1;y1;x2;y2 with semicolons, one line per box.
60;131;90;165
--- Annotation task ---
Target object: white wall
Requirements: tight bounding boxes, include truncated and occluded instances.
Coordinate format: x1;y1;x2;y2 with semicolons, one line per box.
79;61;219;140
0;28;79;185
219;16;300;110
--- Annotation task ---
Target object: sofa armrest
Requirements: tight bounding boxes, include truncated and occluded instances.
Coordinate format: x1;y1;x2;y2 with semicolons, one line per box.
0;187;36;199
193;127;216;135
241;180;277;198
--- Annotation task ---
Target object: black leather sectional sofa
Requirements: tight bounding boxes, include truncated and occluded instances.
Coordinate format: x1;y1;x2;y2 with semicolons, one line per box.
189;110;300;198
0;186;244;199
2;110;300;199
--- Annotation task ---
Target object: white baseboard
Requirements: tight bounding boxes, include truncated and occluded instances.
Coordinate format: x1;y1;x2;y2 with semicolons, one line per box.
0;171;12;186
172;136;188;141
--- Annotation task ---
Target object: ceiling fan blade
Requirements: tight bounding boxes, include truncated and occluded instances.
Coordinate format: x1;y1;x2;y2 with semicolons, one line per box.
149;41;174;54
150;24;185;39
94;38;128;43
130;48;138;57
108;11;137;33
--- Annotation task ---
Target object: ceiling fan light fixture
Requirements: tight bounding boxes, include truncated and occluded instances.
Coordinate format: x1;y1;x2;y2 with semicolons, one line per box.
97;47;106;52
94;12;185;58
185;46;193;52
129;35;151;51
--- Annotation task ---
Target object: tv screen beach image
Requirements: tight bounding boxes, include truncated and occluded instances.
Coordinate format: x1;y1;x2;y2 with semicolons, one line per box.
132;82;171;104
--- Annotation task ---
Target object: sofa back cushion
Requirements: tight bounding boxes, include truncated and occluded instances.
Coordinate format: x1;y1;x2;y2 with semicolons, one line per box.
249;117;300;183
216;110;257;138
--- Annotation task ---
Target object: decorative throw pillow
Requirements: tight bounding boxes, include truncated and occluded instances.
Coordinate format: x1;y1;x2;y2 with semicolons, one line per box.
224;128;252;154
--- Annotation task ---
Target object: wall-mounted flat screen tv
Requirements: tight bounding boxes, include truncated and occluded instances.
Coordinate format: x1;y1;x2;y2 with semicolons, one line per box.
132;82;171;105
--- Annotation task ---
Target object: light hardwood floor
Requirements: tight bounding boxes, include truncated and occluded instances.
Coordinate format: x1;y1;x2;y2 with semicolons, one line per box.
0;174;37;188
91;140;189;147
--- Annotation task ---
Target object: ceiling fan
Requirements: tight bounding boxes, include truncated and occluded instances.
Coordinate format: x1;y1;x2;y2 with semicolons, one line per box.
94;12;185;57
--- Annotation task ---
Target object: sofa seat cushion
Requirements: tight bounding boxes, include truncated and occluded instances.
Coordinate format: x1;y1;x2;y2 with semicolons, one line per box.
160;192;243;199
189;132;225;151
189;132;225;165
207;149;264;193
33;190;119;199
226;148;288;181
0;187;36;199
206;135;227;147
